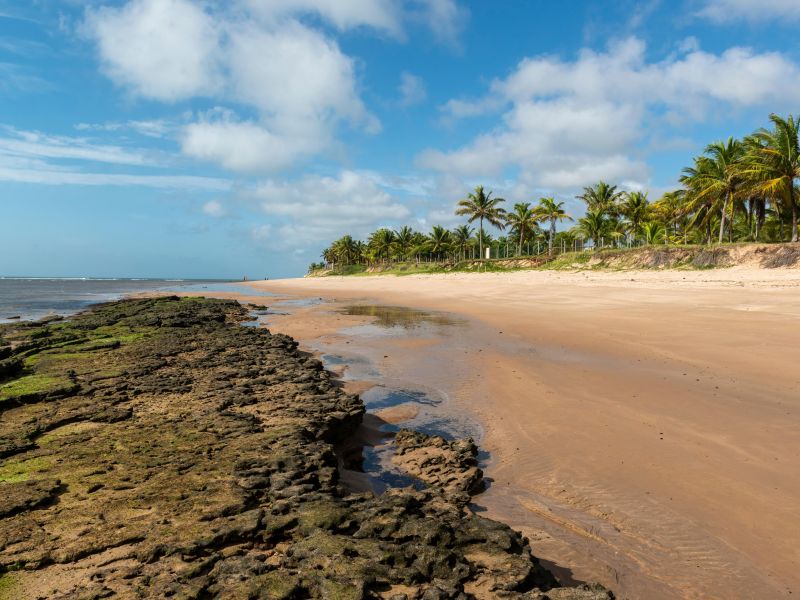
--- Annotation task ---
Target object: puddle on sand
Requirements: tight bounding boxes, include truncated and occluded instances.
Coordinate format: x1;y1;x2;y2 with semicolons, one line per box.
346;384;485;493
320;353;381;380
339;305;463;332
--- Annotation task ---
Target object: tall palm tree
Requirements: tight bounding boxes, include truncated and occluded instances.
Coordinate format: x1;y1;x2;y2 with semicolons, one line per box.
680;137;744;244
451;224;474;260
455;185;506;259
332;235;359;264
427;225;451;260
577;208;609;248
505;202;539;255
619;191;650;241
368;228;396;262
741;114;800;242
535;197;572;253
577;181;624;215
393;226;415;260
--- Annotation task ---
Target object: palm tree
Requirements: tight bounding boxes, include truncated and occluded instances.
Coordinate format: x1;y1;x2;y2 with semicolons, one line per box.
332;235;359;264
368;228;396;262
577;181;624;215
741;114;800;242
535;197;572;253
451;225;474;260
455;185;506;259
427;225;451;261
577;208;609;248
641;221;665;245
505;202;539;255
393;226;415;260
680;137;744;244
619;191;650;241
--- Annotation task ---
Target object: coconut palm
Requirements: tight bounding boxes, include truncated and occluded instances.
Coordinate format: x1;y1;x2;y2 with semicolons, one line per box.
641;221;665;245
535;197;572;253
427;225;451;261
505;202;539;255
680;137;744;244
740;114;800;242
393;226;416;260
455;186;506;259
368;228;396;262
577;181;624;215
577;208;610;248
451;225;474;260
619;191;650;241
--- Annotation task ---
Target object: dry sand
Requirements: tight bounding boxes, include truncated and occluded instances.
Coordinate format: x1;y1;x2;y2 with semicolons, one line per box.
235;267;800;599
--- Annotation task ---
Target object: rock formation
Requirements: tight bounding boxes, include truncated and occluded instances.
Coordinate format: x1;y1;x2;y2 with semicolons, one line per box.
0;297;611;599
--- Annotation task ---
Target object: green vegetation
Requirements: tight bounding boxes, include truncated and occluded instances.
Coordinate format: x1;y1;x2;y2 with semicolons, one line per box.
0;456;52;484
0;374;76;403
309;112;800;276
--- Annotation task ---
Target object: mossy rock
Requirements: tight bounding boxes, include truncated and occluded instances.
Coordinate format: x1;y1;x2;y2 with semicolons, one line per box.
0;573;19;600
0;373;78;407
247;572;301;599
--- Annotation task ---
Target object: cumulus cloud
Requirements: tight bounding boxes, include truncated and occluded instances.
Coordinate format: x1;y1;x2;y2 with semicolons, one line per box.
85;0;221;101
253;170;410;246
84;0;379;174
697;0;800;23
398;72;427;106
422;37;800;190
83;0;466;174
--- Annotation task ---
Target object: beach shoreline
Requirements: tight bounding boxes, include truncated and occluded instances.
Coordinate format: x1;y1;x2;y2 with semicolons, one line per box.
230;267;800;599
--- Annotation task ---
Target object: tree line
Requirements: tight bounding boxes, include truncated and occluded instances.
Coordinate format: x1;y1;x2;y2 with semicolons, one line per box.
310;113;800;271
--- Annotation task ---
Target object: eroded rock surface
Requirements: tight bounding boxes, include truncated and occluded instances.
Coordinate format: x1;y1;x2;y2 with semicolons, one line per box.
0;297;612;599
393;430;485;503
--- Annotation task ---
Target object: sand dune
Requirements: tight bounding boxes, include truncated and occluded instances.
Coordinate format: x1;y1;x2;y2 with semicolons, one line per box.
245;267;800;599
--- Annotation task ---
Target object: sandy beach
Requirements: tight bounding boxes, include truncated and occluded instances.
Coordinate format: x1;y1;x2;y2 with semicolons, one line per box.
232;267;800;599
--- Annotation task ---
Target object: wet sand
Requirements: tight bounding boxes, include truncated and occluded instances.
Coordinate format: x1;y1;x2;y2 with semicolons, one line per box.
234;268;800;600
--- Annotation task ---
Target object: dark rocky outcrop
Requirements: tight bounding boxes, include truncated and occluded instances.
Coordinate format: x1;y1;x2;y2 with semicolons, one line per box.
393;430;485;503
0;297;611;599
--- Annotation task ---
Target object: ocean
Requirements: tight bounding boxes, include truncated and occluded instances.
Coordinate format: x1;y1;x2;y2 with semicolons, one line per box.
0;278;239;323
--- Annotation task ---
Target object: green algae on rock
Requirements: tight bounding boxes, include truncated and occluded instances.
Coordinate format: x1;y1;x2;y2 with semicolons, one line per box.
0;297;612;599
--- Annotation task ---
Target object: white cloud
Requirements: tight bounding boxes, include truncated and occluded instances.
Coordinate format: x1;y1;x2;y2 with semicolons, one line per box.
398;71;427;106
0;126;152;166
75;119;173;138
202;200;227;217
180;111;326;173
253;170;410;246
85;0;221;101
0;163;230;190
410;0;468;47
0;125;229;190
697;0;800;23
84;0;383;174
422;37;800;190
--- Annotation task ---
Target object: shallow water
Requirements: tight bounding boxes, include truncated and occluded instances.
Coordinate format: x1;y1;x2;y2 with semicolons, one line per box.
339;305;463;329
0;278;229;323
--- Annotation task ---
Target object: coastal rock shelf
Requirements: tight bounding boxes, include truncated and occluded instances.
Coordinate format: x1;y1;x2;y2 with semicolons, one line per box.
0;297;611;599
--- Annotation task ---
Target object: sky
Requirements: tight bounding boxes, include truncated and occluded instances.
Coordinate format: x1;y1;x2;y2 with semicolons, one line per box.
1;0;800;278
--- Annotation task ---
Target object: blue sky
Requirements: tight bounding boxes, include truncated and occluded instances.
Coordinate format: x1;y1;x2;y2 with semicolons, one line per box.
1;0;800;278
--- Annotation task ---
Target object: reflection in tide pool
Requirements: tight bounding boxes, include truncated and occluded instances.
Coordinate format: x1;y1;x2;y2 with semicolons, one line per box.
339;305;463;330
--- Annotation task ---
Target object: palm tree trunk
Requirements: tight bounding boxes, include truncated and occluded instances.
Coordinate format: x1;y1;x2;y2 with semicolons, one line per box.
718;194;729;244
549;220;555;254
479;216;484;259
